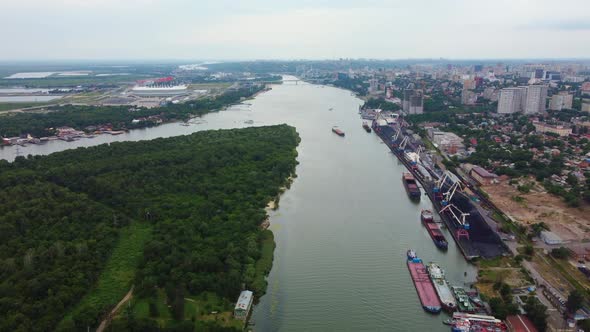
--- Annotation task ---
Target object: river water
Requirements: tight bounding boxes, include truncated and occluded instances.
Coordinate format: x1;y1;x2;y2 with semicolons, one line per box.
0;77;476;331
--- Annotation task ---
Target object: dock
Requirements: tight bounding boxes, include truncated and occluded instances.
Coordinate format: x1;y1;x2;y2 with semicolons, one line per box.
373;121;508;260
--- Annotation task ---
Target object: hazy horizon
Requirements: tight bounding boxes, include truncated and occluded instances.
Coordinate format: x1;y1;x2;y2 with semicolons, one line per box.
1;0;590;61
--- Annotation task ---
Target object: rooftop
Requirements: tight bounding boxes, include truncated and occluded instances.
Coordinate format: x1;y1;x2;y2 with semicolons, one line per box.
235;290;253;311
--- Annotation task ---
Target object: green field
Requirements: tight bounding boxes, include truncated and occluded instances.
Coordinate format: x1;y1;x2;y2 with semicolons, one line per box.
0;102;51;112
58;222;152;330
119;290;243;330
252;230;276;295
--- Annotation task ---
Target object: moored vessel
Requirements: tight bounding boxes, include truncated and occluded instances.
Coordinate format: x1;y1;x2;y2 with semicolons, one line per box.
421;210;448;250
451;312;507;332
452;286;476;313
426;262;457;312
406;251;442;314
362;122;372;133
402;172;421;200
332;127;345;137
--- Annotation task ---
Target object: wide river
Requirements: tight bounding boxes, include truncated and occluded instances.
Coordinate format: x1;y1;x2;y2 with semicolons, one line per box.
0;77;476;331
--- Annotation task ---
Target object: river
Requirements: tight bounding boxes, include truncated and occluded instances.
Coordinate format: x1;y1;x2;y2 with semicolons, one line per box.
0;77;476;331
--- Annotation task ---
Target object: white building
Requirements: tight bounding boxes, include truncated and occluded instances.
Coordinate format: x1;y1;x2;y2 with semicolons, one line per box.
540;231;563;245
234;290;253;320
497;87;526;114
524;85;548;114
497;85;547;114
549;92;574;111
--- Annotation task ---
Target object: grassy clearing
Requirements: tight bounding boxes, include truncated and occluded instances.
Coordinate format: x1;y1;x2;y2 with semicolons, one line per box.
252;230;276;296
58;221;152;329
124;290;242;330
0;102;50;112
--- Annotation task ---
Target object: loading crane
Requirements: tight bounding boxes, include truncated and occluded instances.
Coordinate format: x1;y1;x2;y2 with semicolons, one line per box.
398;136;409;152
433;172;448;200
441;181;461;206
440;204;470;240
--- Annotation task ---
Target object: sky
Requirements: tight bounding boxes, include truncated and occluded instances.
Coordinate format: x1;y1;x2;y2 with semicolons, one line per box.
1;0;589;61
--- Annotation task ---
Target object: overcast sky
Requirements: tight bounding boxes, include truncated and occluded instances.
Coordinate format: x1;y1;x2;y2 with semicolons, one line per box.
1;0;589;60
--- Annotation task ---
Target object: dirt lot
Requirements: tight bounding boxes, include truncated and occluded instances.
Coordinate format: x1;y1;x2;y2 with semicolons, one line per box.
482;180;590;242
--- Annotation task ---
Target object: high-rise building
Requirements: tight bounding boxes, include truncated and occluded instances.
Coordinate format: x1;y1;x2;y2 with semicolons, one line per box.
463;79;476;90
497;87;527;114
524;85;548;114
403;89;424;114
534;69;544;79
368;78;379;93
461;90;477;105
549;92;574;111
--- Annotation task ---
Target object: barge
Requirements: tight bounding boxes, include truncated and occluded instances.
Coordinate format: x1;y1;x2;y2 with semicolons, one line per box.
421;210;448;250
402;172;421;200
407;251;441;314
426;262;457;312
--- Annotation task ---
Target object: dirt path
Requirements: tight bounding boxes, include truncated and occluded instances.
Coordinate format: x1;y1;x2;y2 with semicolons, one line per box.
96;287;134;332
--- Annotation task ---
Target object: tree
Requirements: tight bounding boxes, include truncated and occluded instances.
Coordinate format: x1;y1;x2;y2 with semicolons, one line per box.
524;297;548;332
566;290;584;315
551;247;571;259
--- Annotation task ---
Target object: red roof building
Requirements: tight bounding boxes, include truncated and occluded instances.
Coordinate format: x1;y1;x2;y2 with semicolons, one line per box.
506;315;538;332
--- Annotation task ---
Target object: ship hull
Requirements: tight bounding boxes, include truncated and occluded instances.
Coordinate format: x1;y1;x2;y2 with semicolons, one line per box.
407;261;442;314
421;214;448;250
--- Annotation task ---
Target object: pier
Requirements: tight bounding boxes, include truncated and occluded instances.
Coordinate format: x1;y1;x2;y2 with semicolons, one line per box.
373;120;508;260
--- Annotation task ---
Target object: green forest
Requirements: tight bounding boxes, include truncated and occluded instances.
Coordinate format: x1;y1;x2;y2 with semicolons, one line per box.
0;125;300;332
0;85;264;138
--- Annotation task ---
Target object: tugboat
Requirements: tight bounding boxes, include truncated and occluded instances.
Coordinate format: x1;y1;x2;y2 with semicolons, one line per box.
332;127;345;137
362;121;372;133
421;210;448;250
451;286;476;313
407;249;417;261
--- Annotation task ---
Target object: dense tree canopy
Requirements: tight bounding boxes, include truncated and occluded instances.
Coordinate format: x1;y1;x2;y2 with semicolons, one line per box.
0;125;299;331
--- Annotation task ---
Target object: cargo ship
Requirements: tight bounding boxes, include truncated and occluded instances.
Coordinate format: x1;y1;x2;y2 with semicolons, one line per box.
402;172;421;200
332;127;345;137
452;286;476;313
406;251;442;314
451;312;507;332
421;210;448;250
426;262;457;312
362;122;372;133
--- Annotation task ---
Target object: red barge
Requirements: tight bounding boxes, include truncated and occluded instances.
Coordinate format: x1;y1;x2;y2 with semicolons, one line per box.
406;250;442;314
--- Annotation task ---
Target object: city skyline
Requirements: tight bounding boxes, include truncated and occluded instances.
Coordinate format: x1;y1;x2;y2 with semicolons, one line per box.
1;0;590;61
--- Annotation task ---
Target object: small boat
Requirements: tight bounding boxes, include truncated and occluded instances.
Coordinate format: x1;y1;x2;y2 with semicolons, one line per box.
362;122;372;133
332;127;345;137
328;107;333;111
451;286;476;313
443;319;453;326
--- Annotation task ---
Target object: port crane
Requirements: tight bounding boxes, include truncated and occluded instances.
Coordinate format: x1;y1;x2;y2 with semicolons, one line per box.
392;127;401;143
433;172;448;200
398;136;409;152
441;181;461;206
440;204;470;240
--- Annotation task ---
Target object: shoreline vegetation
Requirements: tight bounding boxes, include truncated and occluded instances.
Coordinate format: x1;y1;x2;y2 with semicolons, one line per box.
0;125;300;332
